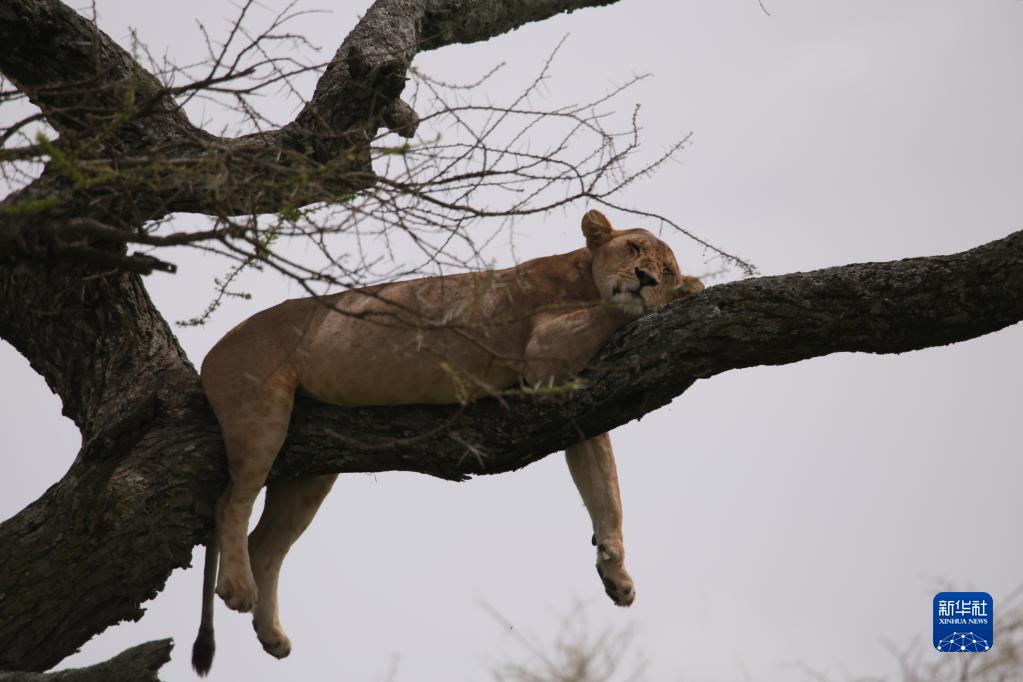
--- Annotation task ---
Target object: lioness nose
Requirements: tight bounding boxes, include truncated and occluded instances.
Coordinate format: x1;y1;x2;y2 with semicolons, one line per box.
635;267;658;288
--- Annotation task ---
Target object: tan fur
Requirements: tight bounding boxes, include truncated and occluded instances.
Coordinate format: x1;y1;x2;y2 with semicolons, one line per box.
194;210;703;670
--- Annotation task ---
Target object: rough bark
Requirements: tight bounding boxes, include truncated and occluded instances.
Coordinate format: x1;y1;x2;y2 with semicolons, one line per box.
0;230;1020;672
0;640;172;682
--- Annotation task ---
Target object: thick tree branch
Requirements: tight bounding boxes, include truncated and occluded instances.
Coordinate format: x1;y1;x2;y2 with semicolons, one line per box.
0;260;192;435
293;0;619;156
0;0;193;147
0;229;1020;671
273;229;1023;481
417;0;620;50
0;642;171;682
0;640;172;682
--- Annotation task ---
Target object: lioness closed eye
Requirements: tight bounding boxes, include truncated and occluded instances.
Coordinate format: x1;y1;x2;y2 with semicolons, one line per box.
192;210;703;675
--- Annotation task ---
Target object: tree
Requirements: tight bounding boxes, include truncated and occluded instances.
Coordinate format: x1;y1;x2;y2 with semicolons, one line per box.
1;1;1021;679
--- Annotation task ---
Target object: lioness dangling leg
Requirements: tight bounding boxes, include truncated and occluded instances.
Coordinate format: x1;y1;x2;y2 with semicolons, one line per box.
206;369;298;613
565;432;635;606
248;473;337;658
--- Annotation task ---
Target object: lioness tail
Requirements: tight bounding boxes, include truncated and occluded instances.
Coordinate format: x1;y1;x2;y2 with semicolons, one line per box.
191;535;218;676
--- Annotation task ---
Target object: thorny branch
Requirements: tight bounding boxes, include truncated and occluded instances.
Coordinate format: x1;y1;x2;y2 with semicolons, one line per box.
2;0;751;291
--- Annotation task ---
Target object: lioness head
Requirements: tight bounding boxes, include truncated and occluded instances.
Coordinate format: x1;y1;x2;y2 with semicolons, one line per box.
582;209;704;316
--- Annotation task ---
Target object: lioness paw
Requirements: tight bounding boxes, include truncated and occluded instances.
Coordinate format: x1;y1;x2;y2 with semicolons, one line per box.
596;562;635;606
594;542;635;607
255;622;292;659
216;572;257;613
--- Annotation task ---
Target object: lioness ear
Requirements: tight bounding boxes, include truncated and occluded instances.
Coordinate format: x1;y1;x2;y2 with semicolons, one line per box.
670;275;705;301
581;210;615;250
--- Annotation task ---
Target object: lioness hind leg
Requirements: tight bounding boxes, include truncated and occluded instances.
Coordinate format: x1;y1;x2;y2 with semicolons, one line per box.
248;474;337;659
208;374;297;614
565;432;635;607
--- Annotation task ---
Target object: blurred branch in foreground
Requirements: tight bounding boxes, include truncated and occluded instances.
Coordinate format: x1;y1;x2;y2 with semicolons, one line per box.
485;600;648;682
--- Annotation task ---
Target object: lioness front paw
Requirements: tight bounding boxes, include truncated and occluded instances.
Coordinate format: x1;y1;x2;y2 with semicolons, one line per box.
216;572;257;613
595;542;635;607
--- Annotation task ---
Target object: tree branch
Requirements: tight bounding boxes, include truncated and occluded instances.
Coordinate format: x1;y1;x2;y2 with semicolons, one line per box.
417;0;620;50
0;0;193;147
0;640;172;682
1;229;1020;671
273;228;1023;481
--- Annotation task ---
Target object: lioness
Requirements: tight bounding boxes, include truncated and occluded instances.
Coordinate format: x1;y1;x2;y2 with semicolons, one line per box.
192;210;703;675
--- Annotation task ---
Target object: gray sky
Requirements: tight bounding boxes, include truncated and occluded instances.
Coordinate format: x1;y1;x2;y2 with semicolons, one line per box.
2;1;1022;680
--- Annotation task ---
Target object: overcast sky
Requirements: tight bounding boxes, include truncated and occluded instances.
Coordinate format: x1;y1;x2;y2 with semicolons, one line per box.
2;1;1022;681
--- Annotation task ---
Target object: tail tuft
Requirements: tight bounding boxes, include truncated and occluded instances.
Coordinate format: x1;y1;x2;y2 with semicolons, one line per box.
192;623;215;676
195;520;220;676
